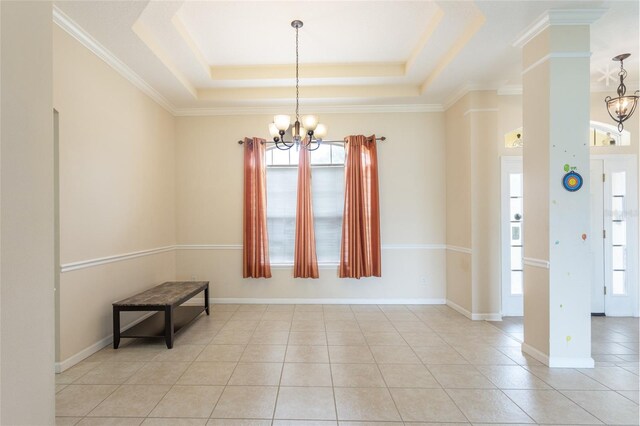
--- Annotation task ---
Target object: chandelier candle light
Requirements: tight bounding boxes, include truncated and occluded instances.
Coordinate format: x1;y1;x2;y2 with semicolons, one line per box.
605;53;639;132
268;20;327;151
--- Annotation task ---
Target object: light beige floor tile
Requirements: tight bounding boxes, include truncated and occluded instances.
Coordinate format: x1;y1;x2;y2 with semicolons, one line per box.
364;332;405;346
285;345;329;363
355;313;387;322
326;332;366;346
495;347;543;366
412;346;469;365
578;366;640;391
454;346;518;365
228;362;283;385
562;390;640;425
76;418;144;425
293;312;324;321
55;417;82;426
446;389;533;423
55;384;118;417
125;361;189;385
221;320;259;332
370;345;420;364
324;312;356;321
379;364;441;388
334;387;401;421
475;365;551;389
272;421;337;426
240;344;287;362
391;321;431;333
275;386;336;420
249;331;290;345
208;420;270;426
56;362;103;384
74;362;145;385
256;320;292;332
281;363;332;386
503;389;603;424
357;321;396;333
262;312;294;321
268;304;296;312
110;346;165;362
288;331;327;345
618;390;640;404
238;304;268;312
338;422;403;426
331;363;386;387
211;304;240;312
231;311;265;321
211;330;253;345
296;304;324;312
56;384;69;393
174;330;214;345
328;346;374;363
196;345;245;362
149;385;224;418
88;384;169;417
325;320;360;333
428;365;496;389
151;344;205;362
350;305;381;312
144;419;208;425
389;388;467;422
211;386;278;419
177;361;236;385
400;332;445;347
525;366;608;390
291;320;326;332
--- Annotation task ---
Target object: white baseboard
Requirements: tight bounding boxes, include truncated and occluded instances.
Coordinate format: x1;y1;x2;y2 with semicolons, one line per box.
208;298;446;305
521;342;550;365
446;299;501;321
55;312;155;373
521;342;594;368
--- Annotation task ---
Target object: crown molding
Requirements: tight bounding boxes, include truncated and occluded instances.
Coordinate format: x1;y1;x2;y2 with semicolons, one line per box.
53;5;177;114
173;103;444;116
513;9;608;48
497;85;523;96
442;83;499;111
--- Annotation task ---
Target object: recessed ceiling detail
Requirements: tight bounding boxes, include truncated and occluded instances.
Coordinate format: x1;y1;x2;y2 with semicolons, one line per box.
52;0;639;113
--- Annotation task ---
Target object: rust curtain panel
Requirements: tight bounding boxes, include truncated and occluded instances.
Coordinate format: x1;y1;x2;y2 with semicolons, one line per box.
339;135;382;278
243;137;272;278
293;146;320;278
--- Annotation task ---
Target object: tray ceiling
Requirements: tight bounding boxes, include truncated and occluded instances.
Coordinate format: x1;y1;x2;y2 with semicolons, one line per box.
53;0;639;114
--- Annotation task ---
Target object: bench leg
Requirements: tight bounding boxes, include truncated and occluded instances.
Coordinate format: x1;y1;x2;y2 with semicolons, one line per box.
205;284;210;315
164;306;174;349
113;307;121;349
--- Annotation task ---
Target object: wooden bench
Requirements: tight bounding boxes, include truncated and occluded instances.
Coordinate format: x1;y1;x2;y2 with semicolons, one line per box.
112;281;209;349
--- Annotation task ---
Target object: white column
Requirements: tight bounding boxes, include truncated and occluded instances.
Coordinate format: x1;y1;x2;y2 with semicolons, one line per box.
517;9;605;368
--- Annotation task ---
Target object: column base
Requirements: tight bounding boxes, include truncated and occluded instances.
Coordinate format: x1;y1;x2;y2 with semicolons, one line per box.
522;342;594;368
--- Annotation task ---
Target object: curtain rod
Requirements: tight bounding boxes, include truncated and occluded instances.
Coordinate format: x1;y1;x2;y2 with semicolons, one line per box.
237;136;386;145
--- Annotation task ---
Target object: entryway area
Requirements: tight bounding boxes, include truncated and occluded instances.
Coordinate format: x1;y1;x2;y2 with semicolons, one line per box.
501;154;638;318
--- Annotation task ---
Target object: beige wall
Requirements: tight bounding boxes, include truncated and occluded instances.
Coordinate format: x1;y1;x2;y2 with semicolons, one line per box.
445;95;472;312
54;26;177;362
1;1;55;423
175;112;447;301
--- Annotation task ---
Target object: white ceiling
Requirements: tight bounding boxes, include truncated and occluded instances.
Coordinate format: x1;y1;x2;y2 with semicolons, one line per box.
53;0;639;113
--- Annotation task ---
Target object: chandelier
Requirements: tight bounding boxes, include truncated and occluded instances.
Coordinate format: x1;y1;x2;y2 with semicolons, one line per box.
268;20;327;151
604;53;639;132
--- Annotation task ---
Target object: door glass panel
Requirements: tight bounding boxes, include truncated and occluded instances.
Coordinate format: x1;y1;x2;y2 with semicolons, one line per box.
610;171;627;296
612;270;626;295
612;246;626;270
509;172;524;297
511;271;523;295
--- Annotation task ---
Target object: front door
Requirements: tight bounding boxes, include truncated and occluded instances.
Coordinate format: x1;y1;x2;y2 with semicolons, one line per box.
590;159;605;314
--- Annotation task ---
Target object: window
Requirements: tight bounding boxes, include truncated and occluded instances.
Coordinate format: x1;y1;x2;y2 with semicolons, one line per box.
266;143;345;264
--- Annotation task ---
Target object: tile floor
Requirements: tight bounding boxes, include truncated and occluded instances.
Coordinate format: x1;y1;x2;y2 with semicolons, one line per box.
55;304;639;425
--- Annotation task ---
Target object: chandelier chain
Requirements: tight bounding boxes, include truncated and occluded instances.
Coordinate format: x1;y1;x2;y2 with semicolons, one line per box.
295;25;299;123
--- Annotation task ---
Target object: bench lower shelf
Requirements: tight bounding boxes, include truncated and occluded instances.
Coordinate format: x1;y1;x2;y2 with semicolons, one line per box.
121;306;204;339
